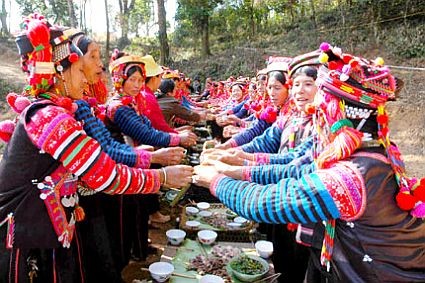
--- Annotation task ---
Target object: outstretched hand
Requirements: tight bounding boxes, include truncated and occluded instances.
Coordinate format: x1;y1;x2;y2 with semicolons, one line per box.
192;165;219;188
163;165;194;188
151;147;186;166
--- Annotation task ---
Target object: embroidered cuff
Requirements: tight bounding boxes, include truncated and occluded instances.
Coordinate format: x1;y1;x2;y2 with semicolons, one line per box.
254;153;270;165
134;148;152;169
210;174;227;197
242;167;253;182
169;133;180;146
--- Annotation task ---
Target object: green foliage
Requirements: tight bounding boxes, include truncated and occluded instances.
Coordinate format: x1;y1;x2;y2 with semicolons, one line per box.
126;36;160;58
128;0;153;35
14;0;78;26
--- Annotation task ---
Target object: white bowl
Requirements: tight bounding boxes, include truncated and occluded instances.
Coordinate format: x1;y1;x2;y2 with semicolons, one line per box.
200;274;225;283
255;240;274;259
186;206;199;215
148;262;174;282
197;202;211;210
234;216;248;225
197;230;218;245
185;220;201;228
227;222;242;229
198;210;213;218
166;229;186;246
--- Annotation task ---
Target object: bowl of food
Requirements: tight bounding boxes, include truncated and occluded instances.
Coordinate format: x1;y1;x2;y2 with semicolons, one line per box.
186;206;199;216
200;274;225;283
197;202;211;210
198;210;213;218
227;254;269;282
234;216;248;225
148;262;174;282
166;229;186;246
185;220;201;229
197;230;218;245
255;240;274;259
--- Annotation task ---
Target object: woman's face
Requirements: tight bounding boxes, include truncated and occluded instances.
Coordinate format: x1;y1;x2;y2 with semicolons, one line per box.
292;74;317;112
231;85;244;101
267;76;288;107
81;42;103;84
64;59;88;100
256;76;267;94
123;71;144;96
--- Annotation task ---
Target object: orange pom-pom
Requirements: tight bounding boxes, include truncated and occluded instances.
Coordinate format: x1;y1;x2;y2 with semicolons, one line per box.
74;205;85;222
396;192;417;211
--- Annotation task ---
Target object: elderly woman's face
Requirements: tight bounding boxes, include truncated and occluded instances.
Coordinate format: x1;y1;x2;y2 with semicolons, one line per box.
63;59;88;100
123;71;144;96
81;42;103;84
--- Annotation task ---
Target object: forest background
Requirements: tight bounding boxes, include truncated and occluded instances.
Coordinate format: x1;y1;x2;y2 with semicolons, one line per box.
0;0;424;176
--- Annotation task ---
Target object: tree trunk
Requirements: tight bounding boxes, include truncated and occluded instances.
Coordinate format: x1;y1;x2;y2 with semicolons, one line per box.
200;15;211;58
105;0;110;57
157;0;169;65
309;0;316;29
249;0;256;38
0;0;9;36
117;0;134;49
67;0;77;27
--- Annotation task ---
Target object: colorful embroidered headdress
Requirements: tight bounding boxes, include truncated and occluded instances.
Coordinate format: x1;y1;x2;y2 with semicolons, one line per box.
109;49;146;94
315;42;424;219
15;13;83;97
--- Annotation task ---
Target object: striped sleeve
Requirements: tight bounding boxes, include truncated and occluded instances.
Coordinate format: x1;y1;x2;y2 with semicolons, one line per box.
74;100;152;168
241;123;283;153
232;119;273;147
112;106;174;147
210;172;341;224
26;105;161;195
248;137;314;165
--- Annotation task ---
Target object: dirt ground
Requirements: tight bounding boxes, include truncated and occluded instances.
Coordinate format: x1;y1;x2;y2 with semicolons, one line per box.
0;44;424;282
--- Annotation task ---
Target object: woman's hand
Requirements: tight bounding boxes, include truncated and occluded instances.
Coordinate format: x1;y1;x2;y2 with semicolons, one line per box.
200;148;245;166
193;165;219;188
162;165;194;188
178;131;198;147
151;147;186;166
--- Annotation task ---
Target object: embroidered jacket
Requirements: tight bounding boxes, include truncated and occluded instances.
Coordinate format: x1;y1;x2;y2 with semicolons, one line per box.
106;95;180;147
210;148;425;282
0;102;162;249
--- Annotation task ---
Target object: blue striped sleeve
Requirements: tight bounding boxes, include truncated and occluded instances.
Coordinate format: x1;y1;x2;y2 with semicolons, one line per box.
113;106;171;147
74;100;137;166
214;173;340;224
268;137;314;164
241;123;282;153
232;119;273;146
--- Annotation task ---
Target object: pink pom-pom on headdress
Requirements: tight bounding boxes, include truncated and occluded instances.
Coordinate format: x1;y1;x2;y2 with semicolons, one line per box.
6;93;31;114
0;120;16;143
